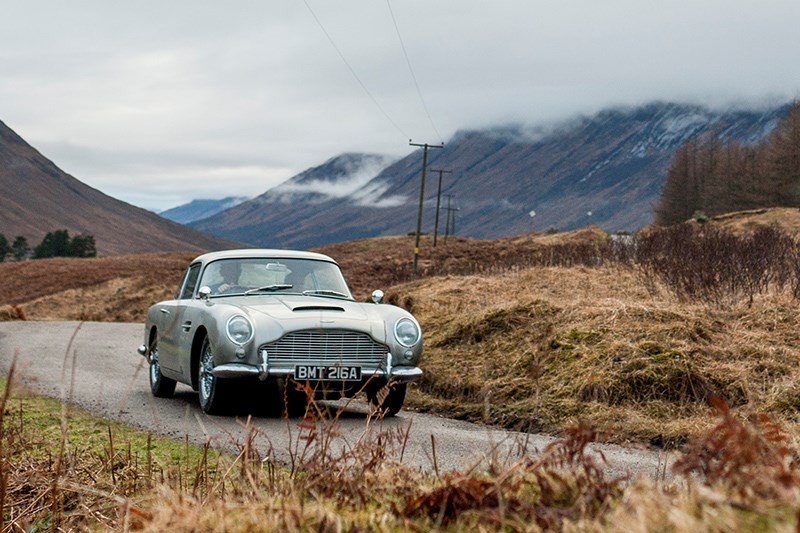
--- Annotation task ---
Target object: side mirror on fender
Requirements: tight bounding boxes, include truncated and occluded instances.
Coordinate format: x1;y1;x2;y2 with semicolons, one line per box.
198;286;212;301
371;289;384;304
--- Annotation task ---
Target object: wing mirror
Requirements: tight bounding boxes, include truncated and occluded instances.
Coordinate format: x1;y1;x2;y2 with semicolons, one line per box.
198;286;212;301
371;289;384;304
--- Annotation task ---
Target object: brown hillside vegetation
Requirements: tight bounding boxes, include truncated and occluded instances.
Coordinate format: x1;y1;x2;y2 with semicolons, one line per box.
3;212;800;448
0;252;194;321
398;266;800;444
699;206;800;233
320;226;611;298
0;119;240;255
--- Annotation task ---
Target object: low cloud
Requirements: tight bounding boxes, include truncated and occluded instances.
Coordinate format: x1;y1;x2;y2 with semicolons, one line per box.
275;155;393;198
271;154;407;207
3;1;799;211
350;179;407;208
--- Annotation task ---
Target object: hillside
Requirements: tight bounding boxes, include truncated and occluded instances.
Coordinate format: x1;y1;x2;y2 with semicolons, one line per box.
0;120;240;256
192;102;788;249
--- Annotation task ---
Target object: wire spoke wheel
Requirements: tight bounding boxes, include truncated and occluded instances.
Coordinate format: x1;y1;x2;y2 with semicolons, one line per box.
197;335;229;414
148;336;176;398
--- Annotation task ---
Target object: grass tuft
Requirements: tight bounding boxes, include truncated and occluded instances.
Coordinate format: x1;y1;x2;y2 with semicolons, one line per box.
5;373;800;530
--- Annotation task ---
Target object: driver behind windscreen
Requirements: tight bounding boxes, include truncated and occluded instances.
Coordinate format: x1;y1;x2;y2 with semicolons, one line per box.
215;261;242;293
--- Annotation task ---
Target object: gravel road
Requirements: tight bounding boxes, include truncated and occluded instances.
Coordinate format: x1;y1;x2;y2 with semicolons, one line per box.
0;320;674;479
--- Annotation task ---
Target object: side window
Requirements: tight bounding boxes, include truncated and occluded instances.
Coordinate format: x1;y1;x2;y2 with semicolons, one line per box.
179;264;202;300
175;267;191;299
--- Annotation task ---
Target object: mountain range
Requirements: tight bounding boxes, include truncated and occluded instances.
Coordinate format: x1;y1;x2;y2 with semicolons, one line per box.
1;102;790;256
191;102;789;249
159;196;249;224
0;120;239;256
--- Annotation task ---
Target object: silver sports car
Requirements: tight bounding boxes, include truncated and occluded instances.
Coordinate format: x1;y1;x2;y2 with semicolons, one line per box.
137;249;422;416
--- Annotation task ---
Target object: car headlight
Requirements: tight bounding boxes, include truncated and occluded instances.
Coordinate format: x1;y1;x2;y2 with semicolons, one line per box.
394;317;421;347
226;315;254;345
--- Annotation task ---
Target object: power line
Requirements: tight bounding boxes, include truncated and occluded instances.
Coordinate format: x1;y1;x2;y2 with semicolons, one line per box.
385;0;443;144
302;0;409;140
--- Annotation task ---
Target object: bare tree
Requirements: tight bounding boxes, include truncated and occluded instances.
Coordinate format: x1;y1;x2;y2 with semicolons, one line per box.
765;102;800;207
656;101;800;224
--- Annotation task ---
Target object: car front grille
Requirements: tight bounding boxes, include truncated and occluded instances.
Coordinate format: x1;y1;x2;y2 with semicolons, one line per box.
261;330;388;369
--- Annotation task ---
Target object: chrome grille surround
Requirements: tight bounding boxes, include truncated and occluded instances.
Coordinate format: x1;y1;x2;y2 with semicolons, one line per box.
261;329;388;370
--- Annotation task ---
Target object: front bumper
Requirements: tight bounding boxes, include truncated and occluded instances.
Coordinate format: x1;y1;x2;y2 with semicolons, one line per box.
137;344;423;382
215;348;421;383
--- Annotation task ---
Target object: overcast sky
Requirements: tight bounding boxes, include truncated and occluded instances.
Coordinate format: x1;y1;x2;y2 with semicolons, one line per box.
2;1;799;211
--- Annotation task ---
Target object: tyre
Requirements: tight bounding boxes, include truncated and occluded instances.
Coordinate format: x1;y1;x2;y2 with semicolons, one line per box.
197;335;229;415
148;335;176;398
240;379;280;417
368;382;407;417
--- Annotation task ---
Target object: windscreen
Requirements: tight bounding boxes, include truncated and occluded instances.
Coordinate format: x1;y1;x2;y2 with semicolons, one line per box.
199;258;351;298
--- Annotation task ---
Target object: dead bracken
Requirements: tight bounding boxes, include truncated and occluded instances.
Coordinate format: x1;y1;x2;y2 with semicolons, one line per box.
6;210;800;528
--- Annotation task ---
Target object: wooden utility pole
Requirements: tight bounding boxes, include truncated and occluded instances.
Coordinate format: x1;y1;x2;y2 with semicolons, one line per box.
409;141;444;272
430;168;452;247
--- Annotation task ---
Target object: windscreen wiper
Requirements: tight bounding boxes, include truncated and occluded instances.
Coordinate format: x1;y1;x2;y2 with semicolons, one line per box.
244;284;293;295
302;289;350;299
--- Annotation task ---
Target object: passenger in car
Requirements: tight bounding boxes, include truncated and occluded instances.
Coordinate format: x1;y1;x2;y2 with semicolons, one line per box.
285;266;312;291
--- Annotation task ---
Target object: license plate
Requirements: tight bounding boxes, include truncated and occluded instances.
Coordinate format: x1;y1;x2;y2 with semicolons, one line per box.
294;365;362;381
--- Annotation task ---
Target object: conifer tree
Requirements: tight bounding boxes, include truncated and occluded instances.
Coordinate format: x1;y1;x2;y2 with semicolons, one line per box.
11;236;29;260
0;233;9;262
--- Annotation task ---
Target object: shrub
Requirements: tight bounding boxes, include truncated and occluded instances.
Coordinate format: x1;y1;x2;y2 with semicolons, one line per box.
632;224;800;305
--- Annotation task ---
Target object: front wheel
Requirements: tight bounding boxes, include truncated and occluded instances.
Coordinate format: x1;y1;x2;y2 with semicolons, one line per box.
148;336;176;398
368;382;407;417
197;335;229;415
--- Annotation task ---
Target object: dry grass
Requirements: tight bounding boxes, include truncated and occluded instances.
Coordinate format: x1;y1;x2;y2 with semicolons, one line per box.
0;252;193;323
320;226;611;300
0;371;627;531
3;373;800;531
4;213;800;447
392;264;800;445
700;206;800;234
7;211;800;529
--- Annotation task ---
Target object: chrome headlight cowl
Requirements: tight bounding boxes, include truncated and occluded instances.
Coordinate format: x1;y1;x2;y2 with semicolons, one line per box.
394;317;421;347
226;315;254;345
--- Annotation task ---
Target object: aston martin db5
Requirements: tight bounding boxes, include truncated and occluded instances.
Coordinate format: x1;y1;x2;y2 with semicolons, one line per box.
137;249;423;416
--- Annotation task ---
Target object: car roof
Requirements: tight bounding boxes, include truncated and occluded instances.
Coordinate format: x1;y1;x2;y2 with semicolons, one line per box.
191;248;338;265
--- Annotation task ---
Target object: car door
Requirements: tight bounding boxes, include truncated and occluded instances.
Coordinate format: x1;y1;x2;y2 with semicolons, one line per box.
158;262;202;374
